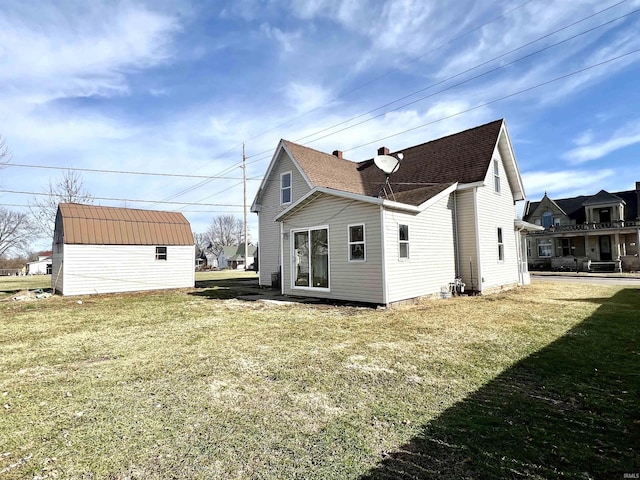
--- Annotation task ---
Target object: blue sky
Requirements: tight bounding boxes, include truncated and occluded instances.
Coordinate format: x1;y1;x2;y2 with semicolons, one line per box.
1;0;640;249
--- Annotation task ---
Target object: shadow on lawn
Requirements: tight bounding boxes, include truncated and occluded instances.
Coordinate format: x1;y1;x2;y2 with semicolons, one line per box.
360;289;640;480
192;276;265;300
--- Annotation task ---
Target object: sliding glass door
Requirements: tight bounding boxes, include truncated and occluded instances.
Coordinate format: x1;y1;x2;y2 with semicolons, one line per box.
293;227;329;289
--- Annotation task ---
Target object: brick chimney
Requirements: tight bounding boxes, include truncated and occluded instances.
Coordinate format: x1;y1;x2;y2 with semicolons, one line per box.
332;150;343;159
377;146;389;156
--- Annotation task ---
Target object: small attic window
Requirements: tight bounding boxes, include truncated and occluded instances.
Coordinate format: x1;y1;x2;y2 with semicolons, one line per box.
493;159;500;193
281;172;292;205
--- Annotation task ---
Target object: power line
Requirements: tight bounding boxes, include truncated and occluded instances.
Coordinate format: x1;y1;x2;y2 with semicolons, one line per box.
143;0;540;204
294;1;637;147
0;189;244;207
3;162;257;180
245;0;635;161
343;48;640;152
233;0;539;147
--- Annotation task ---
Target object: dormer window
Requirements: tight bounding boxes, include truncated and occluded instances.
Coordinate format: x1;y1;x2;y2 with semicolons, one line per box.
281;171;292;205
493;159;500;193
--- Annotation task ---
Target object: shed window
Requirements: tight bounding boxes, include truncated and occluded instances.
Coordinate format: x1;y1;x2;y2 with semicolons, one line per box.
399;224;409;259
493;159;500;193
348;224;365;261
497;227;504;262
155;246;167;260
281;172;292;205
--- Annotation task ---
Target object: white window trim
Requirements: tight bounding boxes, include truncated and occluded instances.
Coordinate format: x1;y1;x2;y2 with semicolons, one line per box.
398;224;410;260
290;225;330;291
493;159;501;194
347;223;366;262
280;171;292;205
497;227;504;263
538;240;552;258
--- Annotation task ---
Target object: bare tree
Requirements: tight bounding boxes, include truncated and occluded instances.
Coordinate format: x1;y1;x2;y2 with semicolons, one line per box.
204;214;245;254
29;170;94;238
0;134;11;172
0;208;38;258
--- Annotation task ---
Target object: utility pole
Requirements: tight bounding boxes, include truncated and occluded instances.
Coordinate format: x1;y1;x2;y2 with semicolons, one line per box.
242;143;248;271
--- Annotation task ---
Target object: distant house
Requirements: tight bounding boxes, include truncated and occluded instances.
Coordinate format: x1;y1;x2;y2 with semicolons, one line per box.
52;203;195;296
27;250;52;275
217;244;257;270
523;183;640;272
251;119;540;305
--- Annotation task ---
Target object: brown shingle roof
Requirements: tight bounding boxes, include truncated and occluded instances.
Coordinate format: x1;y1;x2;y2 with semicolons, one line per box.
56;203;194;246
282;119;504;206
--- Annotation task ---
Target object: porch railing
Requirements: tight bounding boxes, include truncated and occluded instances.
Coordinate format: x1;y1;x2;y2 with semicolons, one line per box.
529;219;640;234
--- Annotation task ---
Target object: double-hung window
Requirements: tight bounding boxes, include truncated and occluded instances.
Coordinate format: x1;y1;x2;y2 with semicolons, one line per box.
493;159;500;193
497;227;504;262
538;240;552;258
281;172;292;205
399;224;409;259
348;224;365;261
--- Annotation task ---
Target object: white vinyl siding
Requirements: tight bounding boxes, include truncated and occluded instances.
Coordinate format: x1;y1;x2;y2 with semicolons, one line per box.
53;245;195;296
256;149;311;287
281;194;383;303
383;193;457;303
475;148;519;290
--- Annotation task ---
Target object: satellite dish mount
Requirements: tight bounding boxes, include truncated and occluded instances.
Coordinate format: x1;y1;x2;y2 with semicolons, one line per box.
374;153;402;200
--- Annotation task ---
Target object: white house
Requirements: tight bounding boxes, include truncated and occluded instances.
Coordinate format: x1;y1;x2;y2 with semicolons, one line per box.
52;203;195;296
251;119;540;305
27;250;52;275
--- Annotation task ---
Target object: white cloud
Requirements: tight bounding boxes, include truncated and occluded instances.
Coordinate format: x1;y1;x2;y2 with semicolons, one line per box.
563;122;640;164
259;23;301;54
522;168;615;199
283;82;333;113
0;2;179;103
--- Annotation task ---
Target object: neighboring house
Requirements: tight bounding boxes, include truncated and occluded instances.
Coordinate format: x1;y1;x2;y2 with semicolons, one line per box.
52;203;195;296
27;250;52;275
217;244;256;269
522;184;640;272
251;119;540;305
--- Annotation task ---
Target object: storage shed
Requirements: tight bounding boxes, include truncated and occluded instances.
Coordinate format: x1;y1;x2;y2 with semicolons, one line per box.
52;203;195;296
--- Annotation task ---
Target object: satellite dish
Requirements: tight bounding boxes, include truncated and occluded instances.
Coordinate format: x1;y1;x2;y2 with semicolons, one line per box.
374;154;400;175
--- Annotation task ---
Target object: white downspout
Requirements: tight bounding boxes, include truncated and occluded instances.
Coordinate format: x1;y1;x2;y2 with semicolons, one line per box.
380;205;388;306
280;222;284;294
454;190;460;277
473;187;482;293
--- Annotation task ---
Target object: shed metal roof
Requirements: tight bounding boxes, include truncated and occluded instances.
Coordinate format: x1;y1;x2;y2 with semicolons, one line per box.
56;203;194;246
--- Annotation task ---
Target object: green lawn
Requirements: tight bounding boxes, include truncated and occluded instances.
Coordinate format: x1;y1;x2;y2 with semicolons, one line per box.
0;274;638;479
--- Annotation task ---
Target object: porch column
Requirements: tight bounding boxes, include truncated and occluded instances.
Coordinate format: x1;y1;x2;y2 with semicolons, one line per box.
614;232;622;272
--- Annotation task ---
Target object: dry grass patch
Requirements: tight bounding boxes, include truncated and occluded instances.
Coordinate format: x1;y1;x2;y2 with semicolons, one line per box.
0;275;637;479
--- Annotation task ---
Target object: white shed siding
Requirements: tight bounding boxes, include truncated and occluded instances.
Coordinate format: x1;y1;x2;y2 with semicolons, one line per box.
257;149;312;287
56;245;195;296
281;195;384;303
455;188;480;292
383;193;457;303
475;149;520;290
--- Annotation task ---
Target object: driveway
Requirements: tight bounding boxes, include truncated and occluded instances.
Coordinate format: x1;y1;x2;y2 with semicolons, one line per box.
531;273;640;286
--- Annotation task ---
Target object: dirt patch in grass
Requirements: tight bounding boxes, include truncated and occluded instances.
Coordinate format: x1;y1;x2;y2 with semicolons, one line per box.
0;276;637;479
